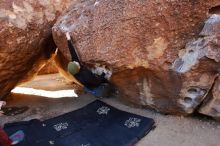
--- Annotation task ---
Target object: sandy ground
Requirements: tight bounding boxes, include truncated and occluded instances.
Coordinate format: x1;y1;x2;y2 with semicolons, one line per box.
0;74;220;146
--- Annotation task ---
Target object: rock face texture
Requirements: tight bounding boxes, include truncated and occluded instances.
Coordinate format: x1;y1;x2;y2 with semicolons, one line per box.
0;0;71;99
38;61;58;75
197;15;220;119
199;77;220;120
53;0;220;116
38;58;58;75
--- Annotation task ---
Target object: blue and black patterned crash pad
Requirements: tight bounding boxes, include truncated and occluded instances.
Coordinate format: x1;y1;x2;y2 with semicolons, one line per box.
3;100;155;146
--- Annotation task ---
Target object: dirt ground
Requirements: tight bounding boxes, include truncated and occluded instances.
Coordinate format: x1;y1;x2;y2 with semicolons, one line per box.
0;74;220;146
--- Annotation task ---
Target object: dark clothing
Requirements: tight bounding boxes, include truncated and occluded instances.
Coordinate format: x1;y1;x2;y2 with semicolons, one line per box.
67;40;80;63
67;40;108;89
75;66;107;89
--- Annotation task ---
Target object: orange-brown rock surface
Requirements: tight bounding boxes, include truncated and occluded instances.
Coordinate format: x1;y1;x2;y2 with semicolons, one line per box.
53;0;220;116
38;60;58;75
0;0;71;99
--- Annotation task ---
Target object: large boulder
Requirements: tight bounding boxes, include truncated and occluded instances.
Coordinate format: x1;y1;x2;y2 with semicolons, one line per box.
0;0;71;99
53;0;220;115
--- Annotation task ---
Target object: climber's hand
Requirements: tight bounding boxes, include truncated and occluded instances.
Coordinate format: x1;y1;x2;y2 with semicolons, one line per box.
0;101;6;109
0;101;6;116
65;32;71;40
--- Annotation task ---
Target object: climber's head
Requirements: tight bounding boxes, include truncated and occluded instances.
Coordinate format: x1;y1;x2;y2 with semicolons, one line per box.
68;61;80;75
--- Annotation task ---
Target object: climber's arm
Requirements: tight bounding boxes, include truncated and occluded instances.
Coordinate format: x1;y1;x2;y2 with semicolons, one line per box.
65;32;80;63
